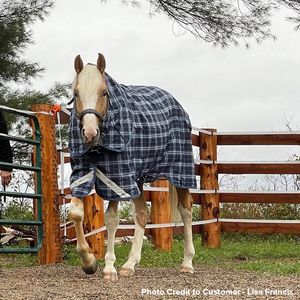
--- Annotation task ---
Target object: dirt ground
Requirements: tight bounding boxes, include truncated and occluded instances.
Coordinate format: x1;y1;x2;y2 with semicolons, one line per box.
0;264;299;300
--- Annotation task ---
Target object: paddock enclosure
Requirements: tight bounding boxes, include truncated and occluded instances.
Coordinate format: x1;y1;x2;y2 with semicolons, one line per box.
1;104;300;262
1;104;300;299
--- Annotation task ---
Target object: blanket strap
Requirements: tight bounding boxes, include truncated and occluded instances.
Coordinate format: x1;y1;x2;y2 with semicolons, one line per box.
70;169;131;199
95;168;131;199
70;171;94;189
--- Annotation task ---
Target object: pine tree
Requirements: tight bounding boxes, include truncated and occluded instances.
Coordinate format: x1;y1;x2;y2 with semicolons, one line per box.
0;0;69;112
0;0;70;163
0;0;71;135
0;0;53;85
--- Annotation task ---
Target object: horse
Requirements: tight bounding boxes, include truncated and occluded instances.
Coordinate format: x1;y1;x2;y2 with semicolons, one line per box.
68;53;196;282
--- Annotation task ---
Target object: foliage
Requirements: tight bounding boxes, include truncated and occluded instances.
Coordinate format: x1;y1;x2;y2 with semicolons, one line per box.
61;243;80;264
118;201;134;222
0;0;70;129
4;234;300;276
120;0;300;46
222;202;300;220
192;204;201;221
118;201;152;223
0;194;35;237
221;173;300;220
0;252;37;268
0;0;53;84
88;234;300;275
0;0;71;181
1;198;33;221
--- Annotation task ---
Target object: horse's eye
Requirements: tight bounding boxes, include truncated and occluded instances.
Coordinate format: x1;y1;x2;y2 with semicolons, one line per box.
102;90;109;97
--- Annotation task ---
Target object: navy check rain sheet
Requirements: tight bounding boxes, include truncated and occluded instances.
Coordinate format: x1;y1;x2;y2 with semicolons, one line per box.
69;73;196;201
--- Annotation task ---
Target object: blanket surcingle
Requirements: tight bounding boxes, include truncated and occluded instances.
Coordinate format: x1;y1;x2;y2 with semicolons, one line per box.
69;74;196;201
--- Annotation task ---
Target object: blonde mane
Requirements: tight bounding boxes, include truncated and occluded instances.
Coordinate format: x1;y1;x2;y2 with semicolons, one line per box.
72;64;103;101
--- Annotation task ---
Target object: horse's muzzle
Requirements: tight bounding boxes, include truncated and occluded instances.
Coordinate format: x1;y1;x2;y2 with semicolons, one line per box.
81;128;101;146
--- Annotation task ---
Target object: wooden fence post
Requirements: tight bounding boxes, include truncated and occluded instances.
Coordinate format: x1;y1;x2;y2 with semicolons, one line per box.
150;180;173;251
199;128;221;248
83;194;105;259
32;104;62;264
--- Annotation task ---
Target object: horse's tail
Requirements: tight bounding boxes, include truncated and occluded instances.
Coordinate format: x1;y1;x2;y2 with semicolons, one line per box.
169;184;182;223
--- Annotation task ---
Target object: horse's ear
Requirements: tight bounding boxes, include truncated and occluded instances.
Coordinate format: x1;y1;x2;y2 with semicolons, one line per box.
74;55;84;74
97;53;106;73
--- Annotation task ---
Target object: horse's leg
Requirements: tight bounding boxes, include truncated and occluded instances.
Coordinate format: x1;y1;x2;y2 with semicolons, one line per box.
176;187;195;274
119;194;147;277
69;197;98;274
103;200;119;282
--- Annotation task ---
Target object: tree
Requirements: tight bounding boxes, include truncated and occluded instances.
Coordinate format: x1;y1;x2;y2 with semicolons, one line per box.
0;0;69;198
123;0;300;46
0;0;70;113
0;0;53;85
0;0;70;137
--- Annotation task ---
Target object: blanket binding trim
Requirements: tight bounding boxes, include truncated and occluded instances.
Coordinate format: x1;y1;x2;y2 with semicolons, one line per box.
71;168;131;199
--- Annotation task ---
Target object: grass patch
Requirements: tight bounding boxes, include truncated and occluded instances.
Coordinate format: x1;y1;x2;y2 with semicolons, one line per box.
1;234;300;276
239;259;300;275
192;234;300;275
0;252;37;268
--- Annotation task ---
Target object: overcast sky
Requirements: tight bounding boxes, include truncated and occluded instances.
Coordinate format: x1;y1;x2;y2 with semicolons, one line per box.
24;0;300;163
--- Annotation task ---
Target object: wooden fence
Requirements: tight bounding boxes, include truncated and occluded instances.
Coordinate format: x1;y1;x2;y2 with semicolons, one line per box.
194;129;300;239
34;105;300;263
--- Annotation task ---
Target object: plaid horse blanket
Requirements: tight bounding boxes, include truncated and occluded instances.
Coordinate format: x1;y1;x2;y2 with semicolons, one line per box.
69;74;196;200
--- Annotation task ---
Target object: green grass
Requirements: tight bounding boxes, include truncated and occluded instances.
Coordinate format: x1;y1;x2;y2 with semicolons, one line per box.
1;234;300;276
0;251;37;268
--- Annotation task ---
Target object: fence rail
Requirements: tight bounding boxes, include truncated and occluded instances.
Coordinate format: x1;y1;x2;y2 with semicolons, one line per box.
196;128;300;246
3;104;296;261
56;124;300;253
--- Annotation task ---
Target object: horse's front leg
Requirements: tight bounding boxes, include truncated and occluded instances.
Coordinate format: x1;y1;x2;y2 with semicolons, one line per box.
103;200;119;282
69;197;98;274
176;188;195;273
119;195;147;277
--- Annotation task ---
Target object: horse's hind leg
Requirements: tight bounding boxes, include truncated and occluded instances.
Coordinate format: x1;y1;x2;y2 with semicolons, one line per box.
176;188;195;273
119;194;147;277
69;197;98;274
103;200;119;282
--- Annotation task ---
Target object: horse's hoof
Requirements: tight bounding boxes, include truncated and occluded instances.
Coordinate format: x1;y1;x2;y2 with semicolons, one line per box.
82;258;98;275
103;271;118;282
180;265;194;274
119;267;135;277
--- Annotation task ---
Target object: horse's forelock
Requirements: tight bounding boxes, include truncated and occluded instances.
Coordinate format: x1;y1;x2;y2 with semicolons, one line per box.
75;65;103;99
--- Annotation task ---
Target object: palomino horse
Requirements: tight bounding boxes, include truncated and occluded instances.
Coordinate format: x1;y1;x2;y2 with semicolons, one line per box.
69;53;196;282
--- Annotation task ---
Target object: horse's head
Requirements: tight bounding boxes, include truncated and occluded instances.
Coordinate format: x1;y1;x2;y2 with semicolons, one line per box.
72;53;108;145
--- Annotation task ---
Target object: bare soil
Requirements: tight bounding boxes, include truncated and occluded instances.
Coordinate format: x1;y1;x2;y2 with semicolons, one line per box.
0;264;299;300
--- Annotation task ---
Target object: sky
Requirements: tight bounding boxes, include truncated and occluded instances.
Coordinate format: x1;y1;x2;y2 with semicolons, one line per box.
24;0;300;164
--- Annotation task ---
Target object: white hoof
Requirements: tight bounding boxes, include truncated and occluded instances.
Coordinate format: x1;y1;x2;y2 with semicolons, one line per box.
119;267;135;277
180;265;194;274
103;271;118;282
